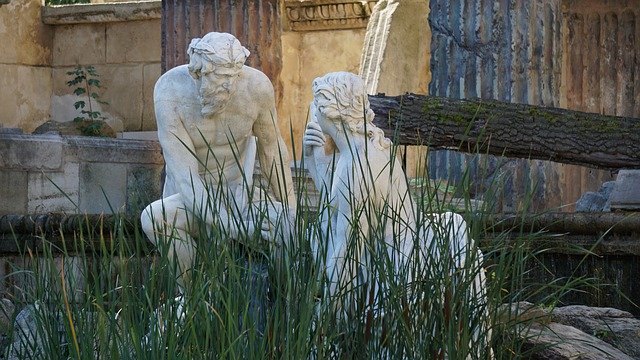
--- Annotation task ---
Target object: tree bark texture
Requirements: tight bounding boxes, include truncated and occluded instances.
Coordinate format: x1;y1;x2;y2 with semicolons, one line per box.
369;94;640;170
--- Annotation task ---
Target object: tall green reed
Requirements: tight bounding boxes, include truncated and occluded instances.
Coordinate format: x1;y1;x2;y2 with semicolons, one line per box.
3;131;605;360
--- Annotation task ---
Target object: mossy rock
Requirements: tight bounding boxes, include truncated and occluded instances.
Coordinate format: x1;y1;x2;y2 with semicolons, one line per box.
33;120;116;138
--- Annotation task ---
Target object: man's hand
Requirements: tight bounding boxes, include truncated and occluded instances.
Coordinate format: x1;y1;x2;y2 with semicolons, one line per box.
245;202;294;244
250;217;272;241
303;121;326;156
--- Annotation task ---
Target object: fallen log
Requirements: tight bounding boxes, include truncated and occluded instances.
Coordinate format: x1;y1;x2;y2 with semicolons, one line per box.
370;94;640;170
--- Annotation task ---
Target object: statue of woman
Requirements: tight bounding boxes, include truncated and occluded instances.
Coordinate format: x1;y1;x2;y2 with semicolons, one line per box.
303;71;491;358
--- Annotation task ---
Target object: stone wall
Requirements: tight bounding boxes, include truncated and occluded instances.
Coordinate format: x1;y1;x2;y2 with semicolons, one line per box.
359;0;431;177
43;1;162;132
280;29;367;156
0;132;163;215
365;0;637;212
0;0;53;133
1;0;369;155
277;0;376;156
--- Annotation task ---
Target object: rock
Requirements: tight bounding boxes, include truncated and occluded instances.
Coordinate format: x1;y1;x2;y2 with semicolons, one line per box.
551;305;640;359
0;299;15;353
0;299;15;332
0;128;22;134
7;304;44;360
576;191;608;212
33;119;116;138
497;301;551;324
6;303;65;360
522;322;634;360
598;181;616;199
505;303;640;359
49;94;125;133
576;181;616;212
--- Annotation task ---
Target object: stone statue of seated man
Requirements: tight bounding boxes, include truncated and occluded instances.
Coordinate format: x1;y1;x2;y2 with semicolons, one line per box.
302;71;491;357
141;32;296;287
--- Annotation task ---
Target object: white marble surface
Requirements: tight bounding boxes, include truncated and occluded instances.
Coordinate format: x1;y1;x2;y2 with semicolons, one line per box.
303;71;491;357
141;33;296;284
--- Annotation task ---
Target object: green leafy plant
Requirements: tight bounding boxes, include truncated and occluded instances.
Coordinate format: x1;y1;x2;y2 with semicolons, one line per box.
67;65;105;122
66;65;112;137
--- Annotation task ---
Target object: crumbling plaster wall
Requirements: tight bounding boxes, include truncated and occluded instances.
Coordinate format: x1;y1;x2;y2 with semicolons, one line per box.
279;0;376;157
281;29;367;157
0;0;53;132
359;0;431;177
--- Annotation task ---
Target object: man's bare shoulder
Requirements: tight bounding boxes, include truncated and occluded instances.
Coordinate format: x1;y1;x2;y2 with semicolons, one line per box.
154;65;198;104
238;66;275;99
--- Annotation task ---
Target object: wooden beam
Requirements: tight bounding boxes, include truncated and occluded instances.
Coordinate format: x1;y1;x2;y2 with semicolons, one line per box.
370;94;640;170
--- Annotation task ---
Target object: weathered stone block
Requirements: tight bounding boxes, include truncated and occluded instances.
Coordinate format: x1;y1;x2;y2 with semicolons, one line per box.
100;64;144;131
0;171;28;215
0;134;63;171
279;32;302;153
283;0;377;31
0;0;52;66
291;29;365;154
27;163;79;213
65;136;163;165
52;65;110;97
360;0;430;95
51;67;73;96
42;1;161;24
106;19;161;64
142;63;161;130
52;24;106;66
79;162;127;214
609;170;640;211
0;65;52;132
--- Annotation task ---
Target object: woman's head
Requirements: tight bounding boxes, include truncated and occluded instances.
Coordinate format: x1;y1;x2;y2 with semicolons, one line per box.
312;72;390;150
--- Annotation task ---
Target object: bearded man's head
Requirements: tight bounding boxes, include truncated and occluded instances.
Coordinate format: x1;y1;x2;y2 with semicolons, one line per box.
187;33;250;116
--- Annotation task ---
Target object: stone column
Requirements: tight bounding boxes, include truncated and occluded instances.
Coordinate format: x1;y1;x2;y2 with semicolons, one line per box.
161;0;283;100
359;0;431;177
360;0;430;96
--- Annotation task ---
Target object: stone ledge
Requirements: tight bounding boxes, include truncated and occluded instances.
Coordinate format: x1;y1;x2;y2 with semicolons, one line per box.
0;133;64;171
0;133;163;170
284;0;378;31
42;1;161;25
64;135;163;165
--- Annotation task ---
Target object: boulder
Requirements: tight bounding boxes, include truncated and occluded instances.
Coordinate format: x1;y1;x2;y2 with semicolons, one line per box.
33;119;116;138
521;322;634;360
6;303;66;360
506;302;640;359
551;305;640;358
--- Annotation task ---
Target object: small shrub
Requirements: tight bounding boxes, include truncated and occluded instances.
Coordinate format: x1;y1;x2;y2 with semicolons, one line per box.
66;65;113;137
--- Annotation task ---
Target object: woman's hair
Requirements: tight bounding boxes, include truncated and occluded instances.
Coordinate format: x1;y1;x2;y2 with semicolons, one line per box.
312;72;391;150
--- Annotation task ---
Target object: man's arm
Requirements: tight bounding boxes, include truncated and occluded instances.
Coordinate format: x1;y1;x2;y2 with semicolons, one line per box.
252;86;297;211
155;100;214;222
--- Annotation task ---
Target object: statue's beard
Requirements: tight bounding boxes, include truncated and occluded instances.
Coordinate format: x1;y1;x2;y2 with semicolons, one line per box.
200;88;232;117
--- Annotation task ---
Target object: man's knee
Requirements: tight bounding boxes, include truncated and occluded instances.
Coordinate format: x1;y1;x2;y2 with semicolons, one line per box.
141;201;165;244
